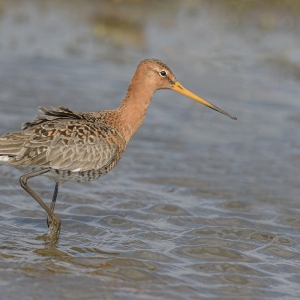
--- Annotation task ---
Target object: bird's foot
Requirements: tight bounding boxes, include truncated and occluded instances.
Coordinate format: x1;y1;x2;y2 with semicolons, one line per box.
46;214;61;239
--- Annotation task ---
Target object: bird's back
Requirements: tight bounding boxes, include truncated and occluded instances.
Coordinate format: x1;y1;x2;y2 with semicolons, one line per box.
0;107;127;183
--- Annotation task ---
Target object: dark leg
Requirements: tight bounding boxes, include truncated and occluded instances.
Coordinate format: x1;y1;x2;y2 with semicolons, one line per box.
19;169;61;238
47;183;59;228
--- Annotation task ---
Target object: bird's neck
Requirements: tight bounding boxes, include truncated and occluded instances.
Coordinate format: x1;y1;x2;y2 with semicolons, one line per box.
117;72;156;142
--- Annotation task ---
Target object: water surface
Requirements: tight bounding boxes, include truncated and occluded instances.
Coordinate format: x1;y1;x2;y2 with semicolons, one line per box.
1;1;300;299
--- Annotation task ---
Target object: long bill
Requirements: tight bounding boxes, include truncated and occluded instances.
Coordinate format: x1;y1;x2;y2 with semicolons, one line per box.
172;81;237;120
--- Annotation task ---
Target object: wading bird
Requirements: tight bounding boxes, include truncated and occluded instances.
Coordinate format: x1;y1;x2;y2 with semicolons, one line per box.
0;59;236;239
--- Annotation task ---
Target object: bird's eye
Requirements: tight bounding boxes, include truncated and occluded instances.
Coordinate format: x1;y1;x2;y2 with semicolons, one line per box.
159;70;167;77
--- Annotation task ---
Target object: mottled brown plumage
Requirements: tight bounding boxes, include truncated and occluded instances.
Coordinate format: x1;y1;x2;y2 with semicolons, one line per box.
8;106;126;181
0;58;236;239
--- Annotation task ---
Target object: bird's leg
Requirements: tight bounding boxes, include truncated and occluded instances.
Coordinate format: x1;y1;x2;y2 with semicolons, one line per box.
19;169;61;238
46;183;59;228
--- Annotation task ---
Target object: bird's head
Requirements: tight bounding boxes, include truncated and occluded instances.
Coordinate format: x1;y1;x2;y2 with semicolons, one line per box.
137;58;237;120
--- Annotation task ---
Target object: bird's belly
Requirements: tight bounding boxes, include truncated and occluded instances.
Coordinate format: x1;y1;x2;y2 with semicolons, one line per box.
12;165;105;184
48;168;105;183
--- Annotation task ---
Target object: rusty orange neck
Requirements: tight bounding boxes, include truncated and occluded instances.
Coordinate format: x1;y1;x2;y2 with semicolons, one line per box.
116;69;157;143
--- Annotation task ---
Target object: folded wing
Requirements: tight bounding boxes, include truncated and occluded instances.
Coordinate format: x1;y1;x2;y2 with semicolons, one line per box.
0;107;126;172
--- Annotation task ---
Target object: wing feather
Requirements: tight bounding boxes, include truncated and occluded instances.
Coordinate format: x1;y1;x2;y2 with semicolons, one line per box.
0;107;126;172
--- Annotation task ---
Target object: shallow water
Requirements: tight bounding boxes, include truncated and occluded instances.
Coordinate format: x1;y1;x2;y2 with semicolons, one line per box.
1;1;300;299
